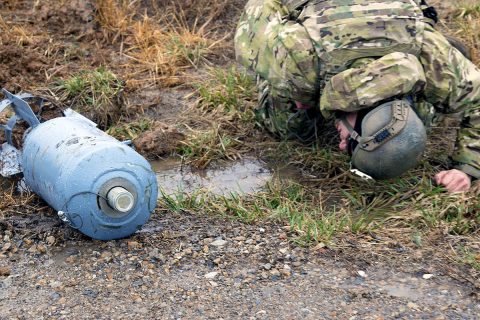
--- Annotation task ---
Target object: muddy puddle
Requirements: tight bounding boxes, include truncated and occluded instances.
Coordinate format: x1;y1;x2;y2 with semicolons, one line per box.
151;158;297;197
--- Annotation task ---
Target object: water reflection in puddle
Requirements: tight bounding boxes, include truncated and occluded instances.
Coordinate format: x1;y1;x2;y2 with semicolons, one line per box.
151;158;273;196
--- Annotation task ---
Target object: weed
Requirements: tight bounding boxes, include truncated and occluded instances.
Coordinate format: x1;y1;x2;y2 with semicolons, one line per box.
196;66;256;120
178;124;243;169
178;66;257;167
55;67;124;128
457;246;480;270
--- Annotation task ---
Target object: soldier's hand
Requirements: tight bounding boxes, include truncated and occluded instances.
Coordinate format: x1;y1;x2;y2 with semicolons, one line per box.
434;169;472;193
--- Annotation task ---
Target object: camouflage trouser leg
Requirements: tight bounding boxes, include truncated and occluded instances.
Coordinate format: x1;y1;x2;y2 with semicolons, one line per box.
255;80;321;143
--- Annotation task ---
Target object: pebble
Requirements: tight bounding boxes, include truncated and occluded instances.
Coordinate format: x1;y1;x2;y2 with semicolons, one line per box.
263;263;272;271
2;242;12;252
407;302;419;310
46;236;56;246
204;272;219;280
0;266;12;276
127;241;141;250
210;239;228;247
357;270;367;278
270;269;280;277
37;245;47;254
422;274;434;280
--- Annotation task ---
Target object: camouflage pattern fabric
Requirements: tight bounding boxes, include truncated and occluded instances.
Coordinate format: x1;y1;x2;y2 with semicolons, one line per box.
234;0;480;179
255;79;322;142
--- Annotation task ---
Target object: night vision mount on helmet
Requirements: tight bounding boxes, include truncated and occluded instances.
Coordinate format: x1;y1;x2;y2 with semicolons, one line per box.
342;100;427;180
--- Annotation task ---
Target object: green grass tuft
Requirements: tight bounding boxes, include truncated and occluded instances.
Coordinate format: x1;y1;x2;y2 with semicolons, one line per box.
56;67;124;128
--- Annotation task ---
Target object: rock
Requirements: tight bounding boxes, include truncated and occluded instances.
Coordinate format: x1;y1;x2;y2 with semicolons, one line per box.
2;276;13;288
259;228;265;233
270;269;281;277
422;274;434;280
49;281;63;289
205;272;219;280
281;265;292;277
407;302;419;310
357;270;367;278
210;239;228;247
127;241;141;250
37;244;47;254
0;266;11;276
1;242;12;252
46;236;56;246
263;263;272;270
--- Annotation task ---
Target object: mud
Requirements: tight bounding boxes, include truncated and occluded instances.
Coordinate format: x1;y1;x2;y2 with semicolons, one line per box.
133;122;186;159
0;45;49;92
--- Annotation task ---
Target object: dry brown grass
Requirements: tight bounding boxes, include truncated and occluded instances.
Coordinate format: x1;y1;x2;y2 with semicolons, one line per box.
439;0;480;64
0;16;39;46
94;0;224;87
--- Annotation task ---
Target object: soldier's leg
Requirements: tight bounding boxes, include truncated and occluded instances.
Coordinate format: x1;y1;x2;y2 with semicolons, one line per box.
420;24;480;178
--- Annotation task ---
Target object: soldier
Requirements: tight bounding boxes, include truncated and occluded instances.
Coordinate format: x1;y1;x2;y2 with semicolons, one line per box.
234;0;480;193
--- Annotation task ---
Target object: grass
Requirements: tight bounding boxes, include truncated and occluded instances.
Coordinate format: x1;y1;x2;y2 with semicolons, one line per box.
55;67;125;128
0;16;39;46
158;179;374;244
95;0;223;87
177;66;257;167
107;118;155;141
443;0;480;64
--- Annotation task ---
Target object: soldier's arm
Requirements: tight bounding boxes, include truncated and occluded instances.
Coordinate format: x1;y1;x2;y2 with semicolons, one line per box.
420;25;480;181
319;52;426;117
234;0;318;104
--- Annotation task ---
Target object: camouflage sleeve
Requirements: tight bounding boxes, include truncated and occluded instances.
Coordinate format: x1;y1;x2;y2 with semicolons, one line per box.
420;24;480;179
234;0;318;104
319;52;426;117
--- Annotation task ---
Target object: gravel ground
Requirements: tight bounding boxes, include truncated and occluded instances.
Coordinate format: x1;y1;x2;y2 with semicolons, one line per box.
1;210;479;319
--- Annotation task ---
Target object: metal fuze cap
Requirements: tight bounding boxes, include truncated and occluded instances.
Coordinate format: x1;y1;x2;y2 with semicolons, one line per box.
343;99;427;180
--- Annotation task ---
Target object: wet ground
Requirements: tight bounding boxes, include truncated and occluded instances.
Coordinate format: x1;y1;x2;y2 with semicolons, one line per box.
152;158;299;196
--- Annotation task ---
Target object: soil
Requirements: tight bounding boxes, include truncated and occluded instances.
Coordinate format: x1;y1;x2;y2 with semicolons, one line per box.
1;210;479;319
0;0;479;319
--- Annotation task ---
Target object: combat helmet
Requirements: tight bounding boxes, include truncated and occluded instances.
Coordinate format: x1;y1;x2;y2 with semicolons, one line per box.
342;99;427;180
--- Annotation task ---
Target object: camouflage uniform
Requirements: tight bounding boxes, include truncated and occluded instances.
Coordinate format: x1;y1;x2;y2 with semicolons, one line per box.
234;0;480;179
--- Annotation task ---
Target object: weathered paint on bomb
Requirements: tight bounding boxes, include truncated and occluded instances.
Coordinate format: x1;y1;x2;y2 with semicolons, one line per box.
0;89;157;240
21;116;158;240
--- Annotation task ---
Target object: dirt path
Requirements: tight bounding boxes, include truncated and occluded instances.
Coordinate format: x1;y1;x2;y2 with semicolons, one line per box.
1;211;479;319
